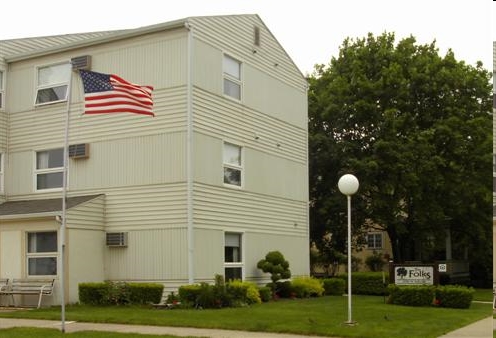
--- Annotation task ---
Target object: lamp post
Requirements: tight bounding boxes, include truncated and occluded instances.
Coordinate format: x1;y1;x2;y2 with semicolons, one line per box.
338;174;359;325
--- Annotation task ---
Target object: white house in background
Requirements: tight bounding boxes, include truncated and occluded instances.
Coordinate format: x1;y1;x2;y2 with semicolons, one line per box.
0;14;309;306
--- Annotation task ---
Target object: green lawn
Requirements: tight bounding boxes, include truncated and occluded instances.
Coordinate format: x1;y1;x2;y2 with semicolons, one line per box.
0;294;492;338
0;327;193;338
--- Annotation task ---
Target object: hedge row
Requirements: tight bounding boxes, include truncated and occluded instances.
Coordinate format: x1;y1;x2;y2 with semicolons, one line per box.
336;272;389;295
387;284;474;308
79;281;163;305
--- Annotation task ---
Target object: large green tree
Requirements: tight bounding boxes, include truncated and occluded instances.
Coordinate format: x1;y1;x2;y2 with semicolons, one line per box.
308;32;492;283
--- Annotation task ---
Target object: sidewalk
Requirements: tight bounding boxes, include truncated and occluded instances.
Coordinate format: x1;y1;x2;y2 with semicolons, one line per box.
0;317;328;338
0;316;493;337
437;316;493;338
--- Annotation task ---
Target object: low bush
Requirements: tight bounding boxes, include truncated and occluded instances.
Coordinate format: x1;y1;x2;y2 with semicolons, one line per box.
291;276;324;298
128;283;163;305
227;280;261;305
79;281;163;305
266;281;292;298
387;284;435;307
338;272;388;295
258;286;271;302
178;276;261;309
322;278;345;295
79;282;110;305
434;285;474;309
178;284;202;307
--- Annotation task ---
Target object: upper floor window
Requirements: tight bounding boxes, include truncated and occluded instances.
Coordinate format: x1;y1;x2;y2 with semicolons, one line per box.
27;231;57;276
367;233;383;249
0;70;4;110
223;54;242;100
35;63;71;105
35;148;63;191
223;142;242;187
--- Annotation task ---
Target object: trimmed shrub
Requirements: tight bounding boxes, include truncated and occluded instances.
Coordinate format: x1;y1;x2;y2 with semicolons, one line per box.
322;278;345;295
338;272;388;295
387;284;435;307
258;286;271;302
79;282;110;305
434;285;474;309
79;281;163;305
178;284;202;307
275;280;293;298
291;277;324;298
227;280;261;305
128;283;163;305
195;282;218;308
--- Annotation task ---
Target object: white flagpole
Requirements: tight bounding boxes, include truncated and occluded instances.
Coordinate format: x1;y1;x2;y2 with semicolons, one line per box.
60;63;74;333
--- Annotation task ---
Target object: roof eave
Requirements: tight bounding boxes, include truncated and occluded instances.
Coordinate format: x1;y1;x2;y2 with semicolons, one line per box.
5;18;188;63
0;211;58;220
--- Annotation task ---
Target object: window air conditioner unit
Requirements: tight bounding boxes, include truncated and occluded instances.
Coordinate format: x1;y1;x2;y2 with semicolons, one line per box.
68;143;89;159
106;232;128;247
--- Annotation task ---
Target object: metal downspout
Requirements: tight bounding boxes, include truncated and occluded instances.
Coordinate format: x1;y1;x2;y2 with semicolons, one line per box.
185;21;194;284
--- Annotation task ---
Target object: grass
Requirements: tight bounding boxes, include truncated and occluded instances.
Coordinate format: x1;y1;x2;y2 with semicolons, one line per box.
0;327;194;338
0;293;492;338
473;288;493;302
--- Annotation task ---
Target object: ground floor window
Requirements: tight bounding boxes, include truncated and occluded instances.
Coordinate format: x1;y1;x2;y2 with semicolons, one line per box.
224;232;243;281
27;231;57;276
367;232;383;249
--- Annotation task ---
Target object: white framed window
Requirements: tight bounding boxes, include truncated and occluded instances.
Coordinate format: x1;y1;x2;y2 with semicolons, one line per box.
224;232;243;281
35;63;71;105
223;54;242;100
367;233;383;249
223;142;242;187
35;148;64;191
0;70;4;110
27;231;57;276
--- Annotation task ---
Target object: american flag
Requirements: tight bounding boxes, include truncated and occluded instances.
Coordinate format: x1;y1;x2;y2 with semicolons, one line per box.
79;70;154;116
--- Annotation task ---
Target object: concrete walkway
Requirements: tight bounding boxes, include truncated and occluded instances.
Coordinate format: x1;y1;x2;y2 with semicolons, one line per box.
0;317;328;338
0;316;493;337
437;316;493;338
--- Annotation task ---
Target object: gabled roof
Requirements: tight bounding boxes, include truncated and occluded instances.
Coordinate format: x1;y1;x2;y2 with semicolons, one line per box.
0;194;103;217
0;31;122;60
1;17;189;62
1;14;305;83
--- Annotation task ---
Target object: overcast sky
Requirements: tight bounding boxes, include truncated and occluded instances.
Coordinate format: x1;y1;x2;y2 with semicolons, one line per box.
1;0;493;75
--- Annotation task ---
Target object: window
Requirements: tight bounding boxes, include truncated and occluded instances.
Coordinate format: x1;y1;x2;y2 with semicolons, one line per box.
27;231;57;276
223;54;241;100
0;70;4;110
367;233;383;249
223;142;242;187
35;63;71;105
224;232;243;281
35;148;64;191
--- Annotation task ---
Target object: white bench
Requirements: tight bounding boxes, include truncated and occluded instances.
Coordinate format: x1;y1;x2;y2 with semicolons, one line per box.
0;278;54;308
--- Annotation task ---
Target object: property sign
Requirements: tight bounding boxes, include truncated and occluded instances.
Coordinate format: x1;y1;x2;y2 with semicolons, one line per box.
393;265;435;285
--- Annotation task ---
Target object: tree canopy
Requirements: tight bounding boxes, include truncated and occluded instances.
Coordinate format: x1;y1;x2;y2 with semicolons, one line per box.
308;32;492;282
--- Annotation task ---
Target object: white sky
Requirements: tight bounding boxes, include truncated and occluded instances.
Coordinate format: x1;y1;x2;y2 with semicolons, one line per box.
1;0;493;75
